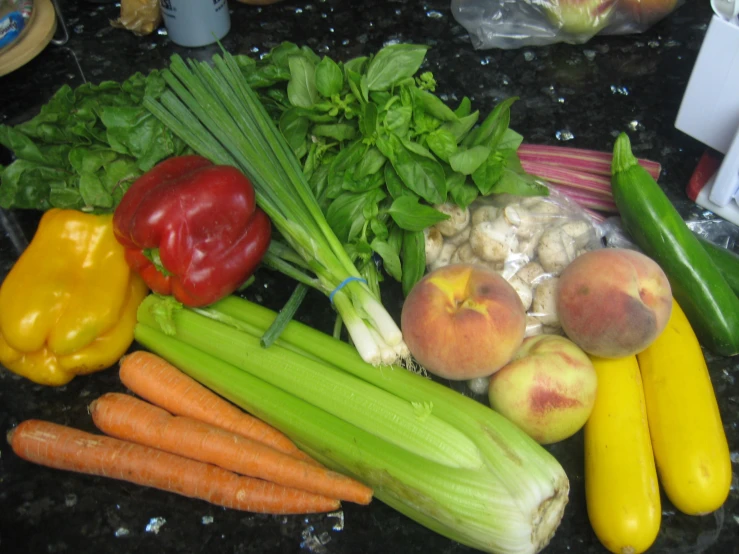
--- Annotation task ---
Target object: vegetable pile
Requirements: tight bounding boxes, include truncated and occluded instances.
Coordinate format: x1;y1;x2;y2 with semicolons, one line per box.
0;39;737;554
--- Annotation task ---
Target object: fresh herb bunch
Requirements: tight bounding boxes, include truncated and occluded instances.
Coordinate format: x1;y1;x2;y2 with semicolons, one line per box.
0;71;190;213
239;42;547;295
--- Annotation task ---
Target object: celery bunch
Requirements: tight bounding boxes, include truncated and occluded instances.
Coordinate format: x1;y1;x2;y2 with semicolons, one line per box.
134;294;569;554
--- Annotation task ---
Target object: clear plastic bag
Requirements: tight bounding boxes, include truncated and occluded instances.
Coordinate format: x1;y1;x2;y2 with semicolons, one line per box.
424;188;604;338
451;0;684;49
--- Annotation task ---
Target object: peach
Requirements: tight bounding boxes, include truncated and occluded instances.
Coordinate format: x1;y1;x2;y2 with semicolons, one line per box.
488;334;597;445
401;263;526;380
618;0;679;25
544;0;618;35
556;248;672;358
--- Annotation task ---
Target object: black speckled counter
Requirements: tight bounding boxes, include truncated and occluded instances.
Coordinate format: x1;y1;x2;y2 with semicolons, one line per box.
1;1;737;553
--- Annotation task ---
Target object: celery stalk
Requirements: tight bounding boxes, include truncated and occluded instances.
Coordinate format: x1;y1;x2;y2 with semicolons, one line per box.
135;295;569;554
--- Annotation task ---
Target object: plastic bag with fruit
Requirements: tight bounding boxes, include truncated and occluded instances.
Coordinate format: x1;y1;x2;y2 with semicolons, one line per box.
451;0;684;49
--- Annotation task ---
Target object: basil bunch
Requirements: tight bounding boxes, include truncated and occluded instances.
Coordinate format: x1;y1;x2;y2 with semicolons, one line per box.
242;42;546;295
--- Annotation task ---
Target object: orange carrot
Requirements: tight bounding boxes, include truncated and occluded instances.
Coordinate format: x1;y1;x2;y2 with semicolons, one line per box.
90;393;373;505
8;419;339;515
119;350;314;463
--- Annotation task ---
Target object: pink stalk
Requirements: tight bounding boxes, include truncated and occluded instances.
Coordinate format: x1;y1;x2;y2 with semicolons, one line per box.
546;183;619;214
519;143;662;181
521;160;614;198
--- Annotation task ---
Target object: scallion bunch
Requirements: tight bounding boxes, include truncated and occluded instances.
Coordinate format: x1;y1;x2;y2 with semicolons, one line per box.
143;53;406;365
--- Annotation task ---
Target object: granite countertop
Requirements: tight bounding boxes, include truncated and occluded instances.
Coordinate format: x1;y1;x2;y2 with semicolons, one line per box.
0;1;737;553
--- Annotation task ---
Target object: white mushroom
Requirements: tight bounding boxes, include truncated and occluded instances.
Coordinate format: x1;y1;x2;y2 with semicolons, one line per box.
428;242;457;272
434;203;470;237
446;225;471;246
451;243;482;265
515;261;546;285
508;276;533;311
424;226;444;266
531;277;560;327
537;227;577;275
471;205;500;226
469;219;518;264
559;219;595;250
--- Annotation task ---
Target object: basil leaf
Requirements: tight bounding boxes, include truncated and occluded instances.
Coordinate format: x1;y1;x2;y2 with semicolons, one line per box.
383;162;410;200
371;238;402;282
426;127;458;162
471;151;506;195
384;105;413;135
448;175;479;209
315;56;344;98
401;229;426;296
328;139;366;197
287;56;319;108
366;44;429;91
312;123;356;142
468;96;518;149
454;97;472;117
498;128;525;151
442;110;479;143
354;146;387;180
343;172;384;193
279;108;311;156
412;88;458;122
449;145;491;176
326;188;386;242
384;136;446;204
343;56;368;77
492;167;550;197
359;102;378;137
370;216;390;241
388;196;449;231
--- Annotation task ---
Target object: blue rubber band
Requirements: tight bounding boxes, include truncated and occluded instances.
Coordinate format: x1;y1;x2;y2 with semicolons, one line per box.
329;276;367;304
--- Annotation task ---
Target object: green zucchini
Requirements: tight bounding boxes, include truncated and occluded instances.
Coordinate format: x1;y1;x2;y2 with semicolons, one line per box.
697;236;739;297
610;133;739;357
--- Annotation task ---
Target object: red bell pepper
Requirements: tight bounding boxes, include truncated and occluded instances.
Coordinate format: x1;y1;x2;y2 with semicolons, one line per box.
113;155;271;307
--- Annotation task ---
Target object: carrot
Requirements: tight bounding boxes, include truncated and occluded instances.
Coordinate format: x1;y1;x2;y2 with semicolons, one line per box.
90;393;373;505
7;419;340;515
118;350;315;464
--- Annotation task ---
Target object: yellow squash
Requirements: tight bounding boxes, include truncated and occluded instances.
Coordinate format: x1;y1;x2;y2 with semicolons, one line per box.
636;298;732;515
0;209;148;386
584;355;661;554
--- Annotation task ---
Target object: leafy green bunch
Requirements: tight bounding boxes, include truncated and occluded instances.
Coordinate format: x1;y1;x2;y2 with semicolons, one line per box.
0;71;189;212
239;42;546;295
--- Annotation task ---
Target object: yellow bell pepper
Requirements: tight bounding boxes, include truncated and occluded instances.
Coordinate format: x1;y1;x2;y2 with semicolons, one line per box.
0;209;149;386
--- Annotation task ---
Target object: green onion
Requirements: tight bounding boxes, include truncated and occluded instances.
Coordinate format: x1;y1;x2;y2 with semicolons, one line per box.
134;294;570;554
142;52;405;366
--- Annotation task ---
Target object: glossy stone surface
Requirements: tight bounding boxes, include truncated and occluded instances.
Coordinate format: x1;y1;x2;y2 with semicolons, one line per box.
1;1;737;553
